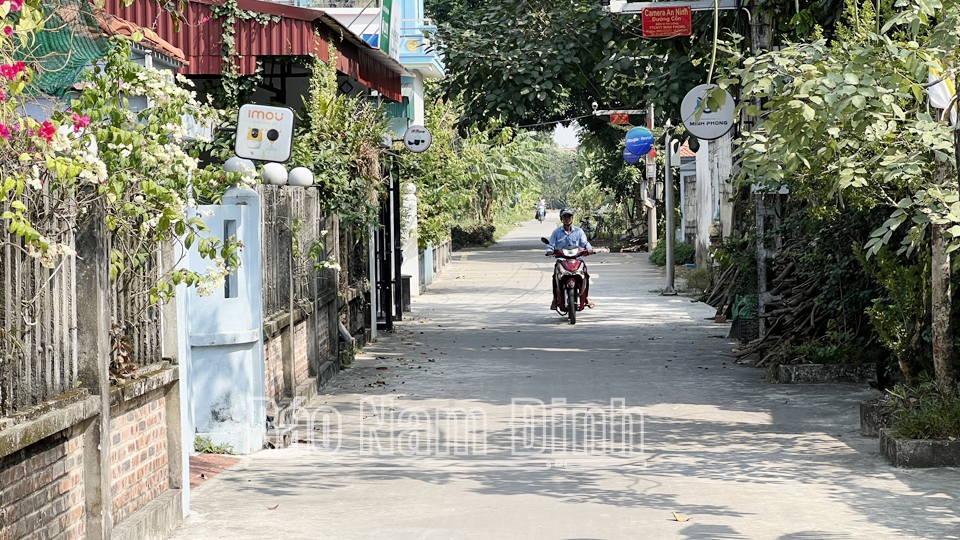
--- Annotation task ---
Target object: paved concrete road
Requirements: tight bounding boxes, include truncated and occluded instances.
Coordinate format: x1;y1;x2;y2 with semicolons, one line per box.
172;214;960;540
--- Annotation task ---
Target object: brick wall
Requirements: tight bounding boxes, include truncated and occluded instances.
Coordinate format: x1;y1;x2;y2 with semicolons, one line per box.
0;431;85;540
294;320;309;385
109;391;168;526
264;336;283;404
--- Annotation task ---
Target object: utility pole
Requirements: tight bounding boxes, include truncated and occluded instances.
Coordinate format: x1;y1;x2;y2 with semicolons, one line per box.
750;0;774;337
662;120;677;295
646;103;657;253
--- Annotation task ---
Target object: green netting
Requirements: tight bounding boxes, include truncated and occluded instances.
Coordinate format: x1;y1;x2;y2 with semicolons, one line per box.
731;294;758;321
15;0;112;96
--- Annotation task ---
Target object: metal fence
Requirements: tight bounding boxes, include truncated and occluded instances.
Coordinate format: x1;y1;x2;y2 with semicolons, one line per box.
260;186;292;317
0;187;169;417
110;239;163;369
0;191;79;416
259;186;336;319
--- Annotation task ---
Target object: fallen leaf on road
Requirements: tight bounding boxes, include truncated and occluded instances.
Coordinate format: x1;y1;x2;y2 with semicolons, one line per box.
268;505;279;510
428;359;435;362
672;512;689;522
376;367;388;370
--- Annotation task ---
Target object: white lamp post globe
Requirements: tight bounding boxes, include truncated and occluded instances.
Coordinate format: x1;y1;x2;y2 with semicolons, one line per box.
224;157;257;183
288;167;314;187
262;162;288;185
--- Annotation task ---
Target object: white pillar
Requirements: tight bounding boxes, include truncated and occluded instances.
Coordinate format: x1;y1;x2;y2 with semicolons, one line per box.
695;140;712;267
412;72;425;126
713;133;734;240
400;182;420;296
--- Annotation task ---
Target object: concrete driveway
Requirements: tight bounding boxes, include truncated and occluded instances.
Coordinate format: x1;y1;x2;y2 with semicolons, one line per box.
170;214;960;540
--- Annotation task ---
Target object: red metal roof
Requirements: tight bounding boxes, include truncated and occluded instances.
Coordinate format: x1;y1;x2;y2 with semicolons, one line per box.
100;0;402;101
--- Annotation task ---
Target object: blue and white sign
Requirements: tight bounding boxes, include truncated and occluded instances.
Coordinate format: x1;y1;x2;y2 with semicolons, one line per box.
623;148;642;164
625;127;654;155
680;84;736;141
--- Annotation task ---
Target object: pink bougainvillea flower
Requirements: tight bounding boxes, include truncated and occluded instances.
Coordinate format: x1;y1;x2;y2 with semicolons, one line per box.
7;0;23;11
37;121;55;142
3;26;12;36
14;61;25;72
201;15;209;24
0;124;11;140
1;64;17;80
0;89;7;102
71;113;90;133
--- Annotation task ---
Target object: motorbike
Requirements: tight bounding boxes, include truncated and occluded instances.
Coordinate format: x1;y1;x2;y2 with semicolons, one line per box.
536;206;546;222
541;237;592;324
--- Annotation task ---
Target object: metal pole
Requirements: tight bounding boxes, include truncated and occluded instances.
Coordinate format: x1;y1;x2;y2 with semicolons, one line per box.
662;120;677;295
646;103;657;253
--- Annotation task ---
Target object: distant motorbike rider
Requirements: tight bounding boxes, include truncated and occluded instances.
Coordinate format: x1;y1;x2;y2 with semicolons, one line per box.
545;207;595;310
534;197;546;220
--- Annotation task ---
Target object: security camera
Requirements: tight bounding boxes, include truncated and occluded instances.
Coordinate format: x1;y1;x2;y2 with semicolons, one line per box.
591;101;599;112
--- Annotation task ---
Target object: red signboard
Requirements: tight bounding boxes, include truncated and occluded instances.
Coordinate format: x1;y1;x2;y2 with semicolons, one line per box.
642;6;692;38
609;113;629;125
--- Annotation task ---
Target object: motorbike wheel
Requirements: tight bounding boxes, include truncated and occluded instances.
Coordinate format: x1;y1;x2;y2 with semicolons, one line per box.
567;288;577;325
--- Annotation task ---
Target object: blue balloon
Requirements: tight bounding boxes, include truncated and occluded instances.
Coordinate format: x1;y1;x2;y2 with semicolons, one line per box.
623;148;641;164
625;127;654;155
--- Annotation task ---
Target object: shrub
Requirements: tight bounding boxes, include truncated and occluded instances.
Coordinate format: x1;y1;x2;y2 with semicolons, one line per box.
452;222;495;249
649;241;695;266
881;379;960;440
681;266;713;292
194;436;235;455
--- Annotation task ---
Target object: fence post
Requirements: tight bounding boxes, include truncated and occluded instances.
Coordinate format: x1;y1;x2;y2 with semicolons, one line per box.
280;191;296;399
75;205;113;540
304;190;320;383
160;240;187;515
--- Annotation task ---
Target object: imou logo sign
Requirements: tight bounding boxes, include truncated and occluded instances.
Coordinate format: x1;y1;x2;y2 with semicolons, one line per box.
235;103;295;162
247;109;285;122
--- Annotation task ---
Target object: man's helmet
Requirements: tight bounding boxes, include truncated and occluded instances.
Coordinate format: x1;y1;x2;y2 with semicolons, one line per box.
560;207;574;217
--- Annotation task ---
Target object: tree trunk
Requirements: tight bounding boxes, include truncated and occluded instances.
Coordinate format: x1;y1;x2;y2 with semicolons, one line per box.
932;158;956;388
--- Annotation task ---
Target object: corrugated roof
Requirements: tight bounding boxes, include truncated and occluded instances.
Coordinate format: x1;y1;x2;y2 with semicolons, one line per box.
680;140;695;158
101;0;402;101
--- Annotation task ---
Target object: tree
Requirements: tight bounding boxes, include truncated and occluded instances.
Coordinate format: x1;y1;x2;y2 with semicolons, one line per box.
433;0;844;209
721;0;960;385
538;140;579;208
399;89;550;244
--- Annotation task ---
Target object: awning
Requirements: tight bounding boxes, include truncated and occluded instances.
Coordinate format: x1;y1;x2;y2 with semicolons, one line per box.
101;0;404;101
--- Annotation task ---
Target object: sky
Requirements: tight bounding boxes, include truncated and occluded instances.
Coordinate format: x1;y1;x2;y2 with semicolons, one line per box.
552;122;581;149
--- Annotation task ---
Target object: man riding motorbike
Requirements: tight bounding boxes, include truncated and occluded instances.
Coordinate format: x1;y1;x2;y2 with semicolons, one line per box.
545;207;595;310
534;197;546;222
